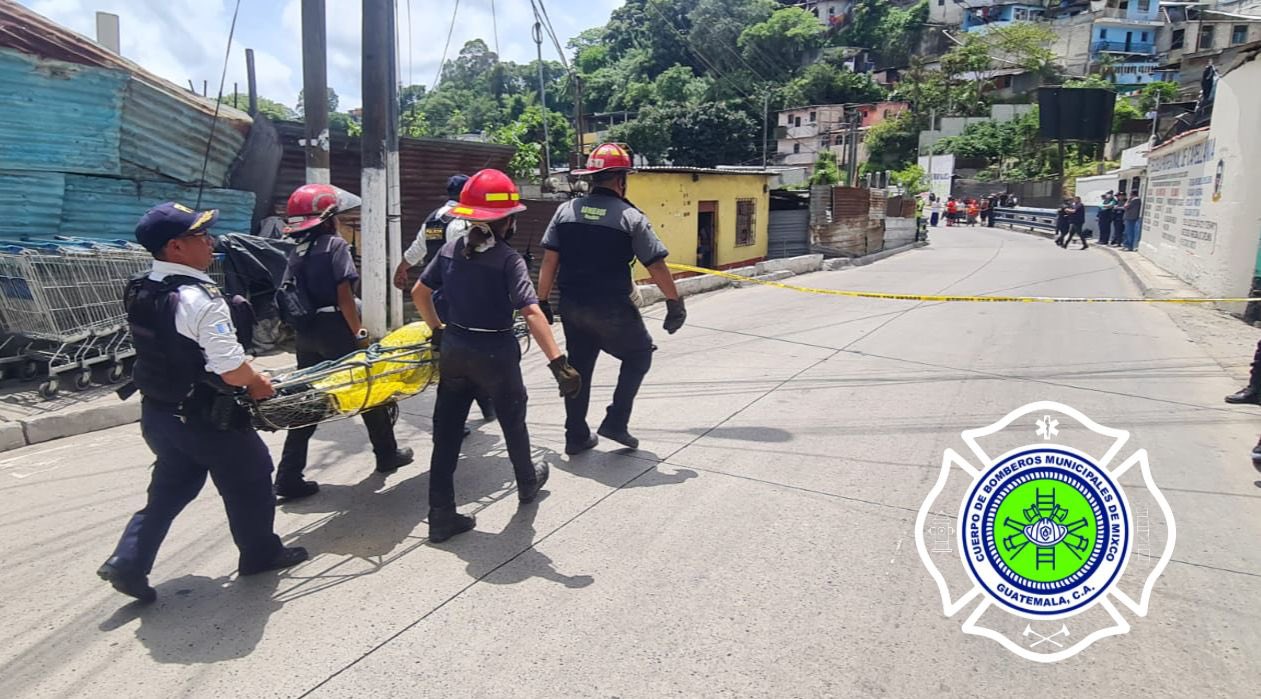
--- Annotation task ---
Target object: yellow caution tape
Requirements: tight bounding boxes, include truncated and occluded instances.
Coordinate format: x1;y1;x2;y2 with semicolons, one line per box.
665;263;1261;304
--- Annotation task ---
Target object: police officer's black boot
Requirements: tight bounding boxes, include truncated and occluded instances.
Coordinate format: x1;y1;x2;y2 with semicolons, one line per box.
1252;436;1261;473
1225;385;1261;405
565;434;599;455
97;557;156;603
275;472;320;500
518;462;550;504
239;546;310;576
428;506;475;543
597;424;640;450
375;447;415;474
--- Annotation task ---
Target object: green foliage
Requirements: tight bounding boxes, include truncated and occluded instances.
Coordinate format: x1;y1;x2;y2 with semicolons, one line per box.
986;22;1059;77
891;163;927;195
864;110;922;170
1112;99;1144;133
738;8;825;79
609;109;672;164
781;58;887;106
218;93;296;121
1064;75;1114;89
810;150;842;186
296;87;338;117
837;0;928;67
1139;81;1178;112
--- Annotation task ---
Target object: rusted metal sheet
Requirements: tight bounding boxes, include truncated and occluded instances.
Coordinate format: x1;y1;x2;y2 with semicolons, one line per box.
57;175;253;240
831;186;870;218
0;48;126;175
868;190;887;221
0;2;250;123
120;79;248;186
271;121;514;252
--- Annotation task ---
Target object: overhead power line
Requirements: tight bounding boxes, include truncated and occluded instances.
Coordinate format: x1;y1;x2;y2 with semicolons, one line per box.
432;0;462;90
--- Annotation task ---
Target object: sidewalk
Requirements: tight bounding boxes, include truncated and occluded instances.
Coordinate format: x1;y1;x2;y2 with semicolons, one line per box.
0;352;295;453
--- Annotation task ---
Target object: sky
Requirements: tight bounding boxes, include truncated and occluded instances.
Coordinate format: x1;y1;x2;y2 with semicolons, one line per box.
17;0;624;111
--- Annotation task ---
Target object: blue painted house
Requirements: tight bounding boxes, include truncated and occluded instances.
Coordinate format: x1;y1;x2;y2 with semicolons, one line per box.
1091;0;1166;87
962;3;1048;33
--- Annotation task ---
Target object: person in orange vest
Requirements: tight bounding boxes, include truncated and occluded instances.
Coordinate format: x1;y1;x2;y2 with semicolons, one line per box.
945;197;958;226
966;199;979;225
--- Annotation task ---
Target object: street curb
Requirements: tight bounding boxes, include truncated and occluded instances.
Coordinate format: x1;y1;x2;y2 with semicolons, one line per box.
1095;244;1156;297
0;359;299;454
21;399;140;447
850;240;929;266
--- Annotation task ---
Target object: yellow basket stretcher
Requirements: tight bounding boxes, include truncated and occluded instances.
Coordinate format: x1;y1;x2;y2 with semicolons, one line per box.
247;316;532;432
247;322;438;431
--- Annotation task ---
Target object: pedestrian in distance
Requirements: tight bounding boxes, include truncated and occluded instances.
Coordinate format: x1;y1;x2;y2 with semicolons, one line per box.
967;199;979;225
412;169;582;542
97;202;308;603
945;197;958;227
272;184;414;500
1097;191;1116;246
1123;188;1143;250
536;143;686;455
1111;192;1127;246
929;195;942;227
1061;196;1088;250
986;193;1000;227
394;174;495;424
1054;198;1072;246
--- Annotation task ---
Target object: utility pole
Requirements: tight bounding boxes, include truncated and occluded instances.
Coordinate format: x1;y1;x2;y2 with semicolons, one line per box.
762;90;770;168
245;48;258;115
573;73;585;165
926;107;936;199
385;1;403;329
361;0;390;338
532;20;552;175
847;110;859;186
301;0;330;184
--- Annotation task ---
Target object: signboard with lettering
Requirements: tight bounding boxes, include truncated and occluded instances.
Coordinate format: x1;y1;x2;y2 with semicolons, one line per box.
1146;131;1218;256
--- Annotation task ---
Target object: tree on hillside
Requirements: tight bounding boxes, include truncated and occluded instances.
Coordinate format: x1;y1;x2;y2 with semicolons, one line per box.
296;87;338;118
781;58;887;106
837;0;928;68
218;93;296;121
738;7;825;79
688;0;778;77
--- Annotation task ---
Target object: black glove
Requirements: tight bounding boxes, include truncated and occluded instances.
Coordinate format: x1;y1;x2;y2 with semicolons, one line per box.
548;354;582;398
430;326;444;353
539;300;555;325
664;298;686;335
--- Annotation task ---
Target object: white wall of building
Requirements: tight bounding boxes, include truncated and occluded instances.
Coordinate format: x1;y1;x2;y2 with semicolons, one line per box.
918;152;956;202
1139;59;1261;311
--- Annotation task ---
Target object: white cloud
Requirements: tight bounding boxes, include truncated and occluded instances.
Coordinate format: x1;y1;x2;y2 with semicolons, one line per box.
21;0;625;112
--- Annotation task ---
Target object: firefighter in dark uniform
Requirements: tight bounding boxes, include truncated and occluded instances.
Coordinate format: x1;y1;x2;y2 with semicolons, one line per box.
392;174;494;423
537;143;686;455
97;202;308;603
273;184;414;499
411;169;581;542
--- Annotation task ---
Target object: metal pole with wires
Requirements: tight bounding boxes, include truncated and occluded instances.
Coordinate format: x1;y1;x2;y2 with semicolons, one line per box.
361;0;391;338
301;0;330;185
532;18;552;175
195;0;242;209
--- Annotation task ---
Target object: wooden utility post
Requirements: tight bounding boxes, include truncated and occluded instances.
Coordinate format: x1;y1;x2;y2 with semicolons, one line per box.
301;0;330;184
245;48;258;115
361;0;390;337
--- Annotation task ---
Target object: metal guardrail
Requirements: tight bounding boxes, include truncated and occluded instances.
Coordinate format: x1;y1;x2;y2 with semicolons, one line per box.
1092;41;1156;55
992;207;1059;234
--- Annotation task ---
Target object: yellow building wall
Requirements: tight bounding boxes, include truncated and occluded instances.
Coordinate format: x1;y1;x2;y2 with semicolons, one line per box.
626;171;771;280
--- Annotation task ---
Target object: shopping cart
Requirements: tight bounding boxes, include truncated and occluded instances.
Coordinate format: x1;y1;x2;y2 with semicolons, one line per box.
0;241;152;396
246;322;438;431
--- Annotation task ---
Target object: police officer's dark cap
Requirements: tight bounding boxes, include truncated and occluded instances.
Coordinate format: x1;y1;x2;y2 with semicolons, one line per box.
135;202;219;254
447;174;470;201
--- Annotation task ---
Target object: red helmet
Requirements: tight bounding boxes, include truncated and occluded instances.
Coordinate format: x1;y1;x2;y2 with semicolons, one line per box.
448;169;527;222
573;142;634;176
283;184;362;235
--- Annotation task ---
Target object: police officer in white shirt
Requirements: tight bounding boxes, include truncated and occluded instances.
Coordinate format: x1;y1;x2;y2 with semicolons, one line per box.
97;202;308;603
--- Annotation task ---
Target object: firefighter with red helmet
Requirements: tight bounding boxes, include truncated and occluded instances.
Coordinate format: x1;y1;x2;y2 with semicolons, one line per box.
537;143;685;456
412;169;581;542
272;183;414;500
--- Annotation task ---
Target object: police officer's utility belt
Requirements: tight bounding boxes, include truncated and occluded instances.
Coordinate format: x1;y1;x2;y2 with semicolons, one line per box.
140;383;251;431
448;322;512;334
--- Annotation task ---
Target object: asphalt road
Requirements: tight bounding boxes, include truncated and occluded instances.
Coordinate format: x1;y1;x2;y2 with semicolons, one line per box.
2;225;1258;697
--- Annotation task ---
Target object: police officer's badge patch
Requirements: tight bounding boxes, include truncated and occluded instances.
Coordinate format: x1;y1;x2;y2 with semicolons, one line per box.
915;401;1176;662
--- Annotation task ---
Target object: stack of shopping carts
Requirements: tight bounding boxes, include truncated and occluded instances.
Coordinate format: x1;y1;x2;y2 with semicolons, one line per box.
0;238;226;398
